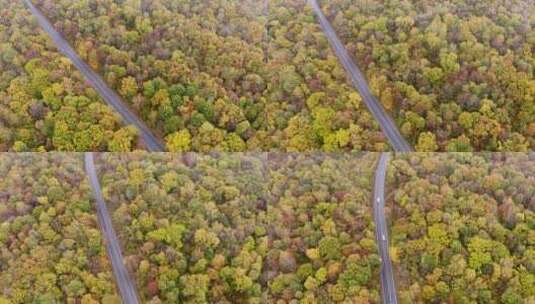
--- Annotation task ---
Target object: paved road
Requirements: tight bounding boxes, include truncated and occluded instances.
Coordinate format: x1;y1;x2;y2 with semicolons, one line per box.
373;153;398;304
307;0;413;152
84;152;140;304
23;0;165;151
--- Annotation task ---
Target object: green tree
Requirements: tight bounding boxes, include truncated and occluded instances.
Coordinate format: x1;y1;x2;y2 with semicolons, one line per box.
416;132;439;151
119;76;138;98
166;129;192;152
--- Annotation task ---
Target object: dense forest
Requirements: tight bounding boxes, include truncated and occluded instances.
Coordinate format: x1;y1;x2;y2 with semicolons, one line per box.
1;152;534;302
267;153;381;303
30;0;387;151
32;0;270;151
321;0;535;151
0;154;120;303
266;0;386;151
0;1;139;151
4;0;533;151
96;153;270;302
93;152;380;303
389;153;535;303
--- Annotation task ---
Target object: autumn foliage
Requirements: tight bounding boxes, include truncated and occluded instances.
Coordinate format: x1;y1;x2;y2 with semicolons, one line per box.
0;1;139;151
0;154;120;303
321;0;535;151
389;153;535;303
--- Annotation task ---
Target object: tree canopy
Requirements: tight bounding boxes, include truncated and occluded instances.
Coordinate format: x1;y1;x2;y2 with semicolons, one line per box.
389;153;535;303
27;0;388;151
3;0;533;151
322;0;535;151
0;154;119;303
0;0;139;151
90;152;381;303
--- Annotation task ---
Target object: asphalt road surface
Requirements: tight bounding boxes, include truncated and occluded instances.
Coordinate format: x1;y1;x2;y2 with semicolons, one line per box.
85;152;140;304
307;0;413;152
373;153;398;304
23;0;165;151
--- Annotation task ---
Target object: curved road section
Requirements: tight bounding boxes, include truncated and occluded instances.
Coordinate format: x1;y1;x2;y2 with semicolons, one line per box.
22;0;165;151
373;153;398;304
84;152;140;304
307;0;412;152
